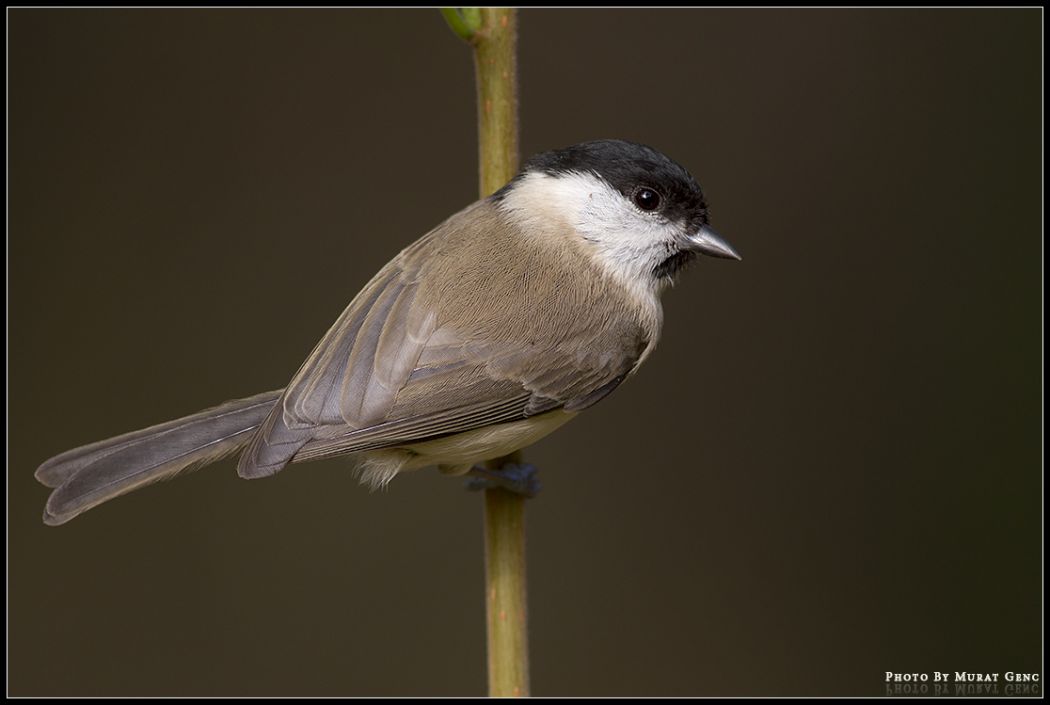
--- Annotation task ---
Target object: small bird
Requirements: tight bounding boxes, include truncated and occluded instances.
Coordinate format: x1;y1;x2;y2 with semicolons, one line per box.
35;139;740;526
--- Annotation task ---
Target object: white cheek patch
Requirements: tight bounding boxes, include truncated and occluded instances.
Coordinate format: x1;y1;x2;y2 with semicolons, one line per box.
497;170;679;293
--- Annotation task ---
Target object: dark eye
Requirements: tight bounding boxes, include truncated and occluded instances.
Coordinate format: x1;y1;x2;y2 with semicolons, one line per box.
633;187;661;212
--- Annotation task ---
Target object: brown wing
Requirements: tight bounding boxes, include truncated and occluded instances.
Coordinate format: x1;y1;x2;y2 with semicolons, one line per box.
237;201;649;478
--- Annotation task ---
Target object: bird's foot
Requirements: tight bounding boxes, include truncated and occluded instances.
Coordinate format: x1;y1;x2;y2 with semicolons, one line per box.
465;463;541;498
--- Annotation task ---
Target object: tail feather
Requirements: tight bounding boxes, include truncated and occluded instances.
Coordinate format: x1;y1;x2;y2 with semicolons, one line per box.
36;390;283;526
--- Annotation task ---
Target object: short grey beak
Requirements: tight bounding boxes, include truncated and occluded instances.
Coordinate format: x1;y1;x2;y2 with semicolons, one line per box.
686;225;741;261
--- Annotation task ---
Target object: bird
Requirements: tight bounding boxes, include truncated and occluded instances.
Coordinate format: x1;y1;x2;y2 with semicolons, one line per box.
35;139;740;526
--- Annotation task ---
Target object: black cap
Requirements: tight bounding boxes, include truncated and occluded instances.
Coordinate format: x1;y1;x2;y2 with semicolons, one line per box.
497;139;710;234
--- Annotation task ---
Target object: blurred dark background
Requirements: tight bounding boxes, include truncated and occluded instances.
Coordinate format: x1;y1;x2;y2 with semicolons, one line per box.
8;9;1041;697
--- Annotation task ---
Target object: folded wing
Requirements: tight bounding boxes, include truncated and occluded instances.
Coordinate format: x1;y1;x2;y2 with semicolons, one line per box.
237;202;649;478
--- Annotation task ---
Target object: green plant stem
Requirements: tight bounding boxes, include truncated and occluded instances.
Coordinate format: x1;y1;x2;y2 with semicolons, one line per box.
472;8;519;198
440;8;481;43
444;7;526;695
483;475;529;697
466;7;528;698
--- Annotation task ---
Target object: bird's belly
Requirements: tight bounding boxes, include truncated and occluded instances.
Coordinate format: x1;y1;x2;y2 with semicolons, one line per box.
399;409;577;471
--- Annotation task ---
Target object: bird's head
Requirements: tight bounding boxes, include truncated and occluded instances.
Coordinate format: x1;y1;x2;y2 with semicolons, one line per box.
493;139;740;292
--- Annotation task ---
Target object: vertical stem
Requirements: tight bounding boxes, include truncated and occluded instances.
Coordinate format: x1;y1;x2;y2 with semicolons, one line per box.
472;8;528;698
483;479;529;697
473;8;519;197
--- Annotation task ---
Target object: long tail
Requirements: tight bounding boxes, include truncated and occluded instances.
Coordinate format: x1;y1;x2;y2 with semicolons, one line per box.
35;390;284;526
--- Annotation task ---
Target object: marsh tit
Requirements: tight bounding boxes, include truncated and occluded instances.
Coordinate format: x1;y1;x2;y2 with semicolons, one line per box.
35;139;740;525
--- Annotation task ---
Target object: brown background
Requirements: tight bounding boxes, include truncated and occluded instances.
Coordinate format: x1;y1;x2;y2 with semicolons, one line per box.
8;8;1041;697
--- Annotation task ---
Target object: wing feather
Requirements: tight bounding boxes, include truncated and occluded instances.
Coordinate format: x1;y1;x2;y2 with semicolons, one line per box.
338;277;406;425
283;268;398;428
294;392;533;461
238;201;651;477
